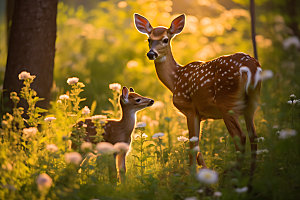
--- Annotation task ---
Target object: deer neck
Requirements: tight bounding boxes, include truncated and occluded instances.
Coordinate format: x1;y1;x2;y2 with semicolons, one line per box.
154;46;179;93
120;106;136;139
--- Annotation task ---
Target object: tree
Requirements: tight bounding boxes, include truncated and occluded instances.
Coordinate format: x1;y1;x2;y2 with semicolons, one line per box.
2;0;58;113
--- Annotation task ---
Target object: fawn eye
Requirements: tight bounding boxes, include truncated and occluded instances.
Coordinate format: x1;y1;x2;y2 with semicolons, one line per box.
162;38;168;43
135;99;141;103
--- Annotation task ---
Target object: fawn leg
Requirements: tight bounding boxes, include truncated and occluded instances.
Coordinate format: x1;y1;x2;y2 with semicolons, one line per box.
116;152;126;183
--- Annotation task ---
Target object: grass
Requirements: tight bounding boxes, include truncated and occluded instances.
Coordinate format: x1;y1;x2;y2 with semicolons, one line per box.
0;72;299;200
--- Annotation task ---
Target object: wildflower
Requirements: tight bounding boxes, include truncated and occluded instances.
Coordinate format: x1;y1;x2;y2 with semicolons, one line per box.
67;77;79;85
184;197;197;200
109;83;121;91
260;70;273;81
1;120;8;128
59;94;69;100
177;136;189;142
213;191;222;197
136;122;146;128
65;152;82;165
2;163;13;171
126;60;138;68
256;149;269;154
82;106;90;115
23;127;38;139
235;186;248;193
77;82;85;88
278;129;297;139
197;168;218;184
96;142;116;154
36;173;52;191
287;99;299;105
46;144;58;152
282;36;300;49
44;116;56;122
57;100;62;104
81;142;93;151
152;132;165;139
256;137;265;142
151;101;165;110
290;94;296;100
114;142;129;152
197;189;204;193
18;71;32;80
117;1;127;8
134;133;148;139
193;146;200;152
190;136;199;142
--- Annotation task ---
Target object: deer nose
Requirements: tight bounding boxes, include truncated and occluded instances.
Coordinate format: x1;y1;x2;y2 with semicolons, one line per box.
148;99;154;106
147;50;158;60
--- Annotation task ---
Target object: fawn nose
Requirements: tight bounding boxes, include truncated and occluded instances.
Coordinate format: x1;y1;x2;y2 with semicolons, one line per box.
148;99;154;106
147;50;158;60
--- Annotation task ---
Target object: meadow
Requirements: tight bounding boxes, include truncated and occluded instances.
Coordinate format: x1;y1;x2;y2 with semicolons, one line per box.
0;0;300;200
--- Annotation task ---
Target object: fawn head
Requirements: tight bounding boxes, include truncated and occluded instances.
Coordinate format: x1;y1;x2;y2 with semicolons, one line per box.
134;13;185;61
120;86;154;112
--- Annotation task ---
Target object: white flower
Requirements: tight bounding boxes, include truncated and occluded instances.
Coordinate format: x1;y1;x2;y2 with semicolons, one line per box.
197;169;218;184
65;152;82;165
134;133;148;139
136;122;146;128
213;191;222;197
256;149;269;154
22;127;38;139
142;133;148;138
190;136;199;142
283;36;300;49
152;132;165;139
261;70;273;81
197;189;204;193
44;117;56;122
80;142;93;151
278;129;297;139
184;197;197;200
114;142;129;152
109;83;121;91
57;100;62;104
235;186;248;193
287;99;299;105
36;173;52;191
18;71;32;80
151;101;165;110
256;137;265;142
96;142;116;154
177;136;189;142
59;94;69;100
46;144;58;152
67;77;79;85
193;146;200;152
82;106;90;115
290;94;296;99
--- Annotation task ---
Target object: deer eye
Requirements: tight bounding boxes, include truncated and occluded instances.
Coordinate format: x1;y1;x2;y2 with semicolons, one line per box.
135;99;141;102
162;38;168;43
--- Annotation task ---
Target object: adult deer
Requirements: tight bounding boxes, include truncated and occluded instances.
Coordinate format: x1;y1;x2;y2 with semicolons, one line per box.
134;13;261;168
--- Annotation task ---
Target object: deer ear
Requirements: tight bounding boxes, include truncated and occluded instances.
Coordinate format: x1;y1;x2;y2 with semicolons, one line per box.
134;13;153;35
129;87;135;93
168;14;185;36
122;86;129;102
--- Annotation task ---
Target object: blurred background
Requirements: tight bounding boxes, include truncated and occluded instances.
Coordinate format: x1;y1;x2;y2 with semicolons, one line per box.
0;0;299;114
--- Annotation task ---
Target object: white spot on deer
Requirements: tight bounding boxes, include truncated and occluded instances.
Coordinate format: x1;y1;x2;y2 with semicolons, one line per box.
218;79;221;82
239;66;252;94
184;73;188;77
178;92;181;96
228;77;233;80
230;59;232;62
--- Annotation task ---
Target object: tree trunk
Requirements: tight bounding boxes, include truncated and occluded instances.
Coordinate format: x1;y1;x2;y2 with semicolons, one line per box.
2;0;58;112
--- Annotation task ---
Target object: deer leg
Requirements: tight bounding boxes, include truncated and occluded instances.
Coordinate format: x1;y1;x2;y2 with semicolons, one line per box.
116;152;126;183
186;113;207;168
223;114;246;153
244;114;257;174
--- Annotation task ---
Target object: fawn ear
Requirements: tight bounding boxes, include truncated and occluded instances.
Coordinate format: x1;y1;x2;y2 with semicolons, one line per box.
129;87;135;93
134;13;153;35
122;86;129;102
168;14;185;37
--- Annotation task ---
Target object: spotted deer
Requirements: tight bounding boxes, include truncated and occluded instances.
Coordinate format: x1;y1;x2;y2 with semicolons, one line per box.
134;13;262;168
103;86;154;181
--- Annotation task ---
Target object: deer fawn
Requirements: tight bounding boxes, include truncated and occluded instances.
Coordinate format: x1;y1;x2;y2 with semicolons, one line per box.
103;86;154;181
134;13;262;168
